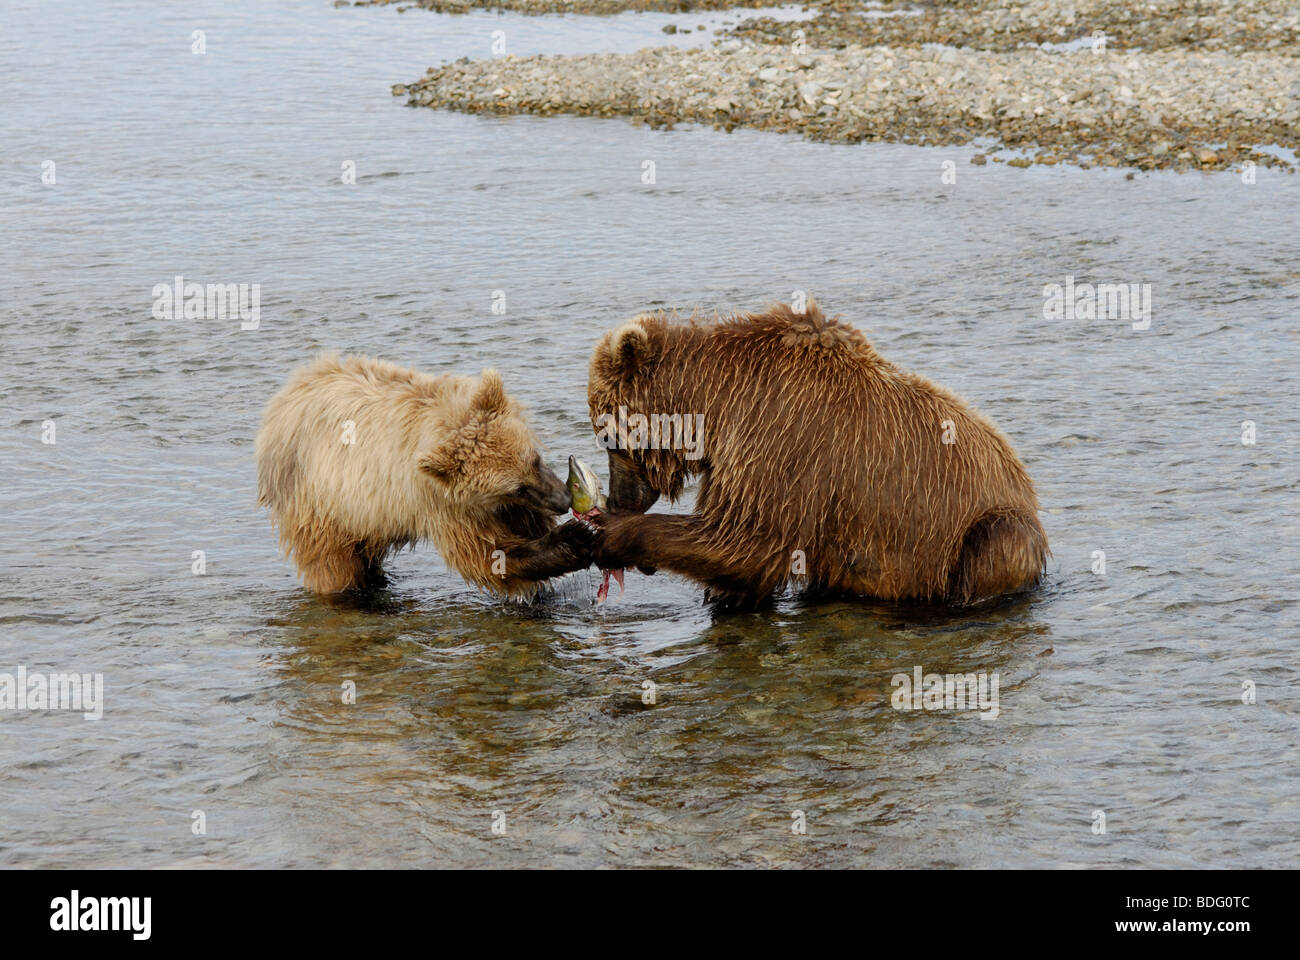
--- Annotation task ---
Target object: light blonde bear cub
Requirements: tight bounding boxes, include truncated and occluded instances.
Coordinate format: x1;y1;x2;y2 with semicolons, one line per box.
256;353;594;596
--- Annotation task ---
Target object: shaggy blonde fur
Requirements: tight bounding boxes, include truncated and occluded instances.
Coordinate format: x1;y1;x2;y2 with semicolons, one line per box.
587;300;1049;605
256;353;561;596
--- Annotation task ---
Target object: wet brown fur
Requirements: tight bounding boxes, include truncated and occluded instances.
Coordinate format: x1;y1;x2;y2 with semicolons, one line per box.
587;301;1049;605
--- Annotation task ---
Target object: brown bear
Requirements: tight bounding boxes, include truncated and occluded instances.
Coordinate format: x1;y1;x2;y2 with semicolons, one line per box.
256;353;594;596
587;301;1048;607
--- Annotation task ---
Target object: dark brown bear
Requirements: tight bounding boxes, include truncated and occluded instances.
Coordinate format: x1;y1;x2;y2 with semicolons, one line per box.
587;301;1049;607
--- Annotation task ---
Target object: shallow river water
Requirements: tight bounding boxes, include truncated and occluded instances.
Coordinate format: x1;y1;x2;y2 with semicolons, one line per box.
1;0;1297;868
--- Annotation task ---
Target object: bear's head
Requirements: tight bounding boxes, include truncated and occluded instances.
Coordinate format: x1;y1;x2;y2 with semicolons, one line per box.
418;369;569;517
587;314;699;515
588;300;866;516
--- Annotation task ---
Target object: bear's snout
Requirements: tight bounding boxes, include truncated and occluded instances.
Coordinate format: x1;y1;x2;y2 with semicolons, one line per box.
606;451;660;515
533;465;572;515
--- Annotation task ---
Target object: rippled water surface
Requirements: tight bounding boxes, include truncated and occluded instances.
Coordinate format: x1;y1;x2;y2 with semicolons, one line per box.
2;0;1297;868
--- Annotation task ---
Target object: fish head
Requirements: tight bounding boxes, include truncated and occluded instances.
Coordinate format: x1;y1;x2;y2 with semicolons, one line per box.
567;455;606;515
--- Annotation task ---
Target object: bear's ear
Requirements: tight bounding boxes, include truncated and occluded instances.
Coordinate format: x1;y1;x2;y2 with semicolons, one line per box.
606;319;653;381
417;443;461;485
472;369;510;418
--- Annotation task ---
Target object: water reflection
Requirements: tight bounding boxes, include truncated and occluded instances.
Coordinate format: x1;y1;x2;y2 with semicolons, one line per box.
248;585;1048;866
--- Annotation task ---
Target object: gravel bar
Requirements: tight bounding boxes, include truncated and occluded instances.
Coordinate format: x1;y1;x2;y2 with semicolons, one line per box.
397;41;1300;171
